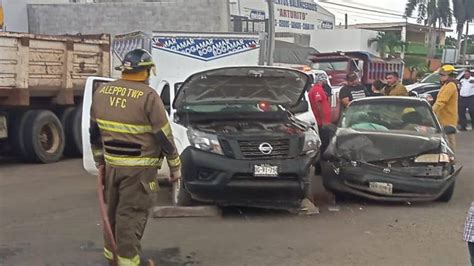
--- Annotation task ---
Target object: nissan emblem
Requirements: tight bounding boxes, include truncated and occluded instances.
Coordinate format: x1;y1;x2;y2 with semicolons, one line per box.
258;142;273;155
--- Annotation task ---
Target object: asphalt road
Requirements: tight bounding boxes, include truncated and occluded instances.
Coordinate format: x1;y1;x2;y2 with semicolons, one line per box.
0;132;473;266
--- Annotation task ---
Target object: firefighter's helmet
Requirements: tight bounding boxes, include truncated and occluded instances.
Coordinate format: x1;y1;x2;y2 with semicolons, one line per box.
115;49;155;73
439;65;456;75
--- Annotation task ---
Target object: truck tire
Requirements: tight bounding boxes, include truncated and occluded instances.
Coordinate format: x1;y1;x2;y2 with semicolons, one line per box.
10;110;34;157
71;105;83;155
172;179;194;206
60;107;76;156
22;110;65;163
61;106;83;156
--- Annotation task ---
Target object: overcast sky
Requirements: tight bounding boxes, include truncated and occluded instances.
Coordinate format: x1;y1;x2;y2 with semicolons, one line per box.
317;0;472;37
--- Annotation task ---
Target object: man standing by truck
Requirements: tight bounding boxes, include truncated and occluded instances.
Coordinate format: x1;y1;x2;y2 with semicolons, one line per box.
339;73;369;108
385;72;408;96
90;49;181;266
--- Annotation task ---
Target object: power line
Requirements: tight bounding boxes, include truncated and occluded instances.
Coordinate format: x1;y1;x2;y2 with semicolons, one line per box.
330;10;391;22
327;6;407;21
319;1;416;19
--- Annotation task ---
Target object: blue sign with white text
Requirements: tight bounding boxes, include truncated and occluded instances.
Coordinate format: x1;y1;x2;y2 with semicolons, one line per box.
152;37;260;61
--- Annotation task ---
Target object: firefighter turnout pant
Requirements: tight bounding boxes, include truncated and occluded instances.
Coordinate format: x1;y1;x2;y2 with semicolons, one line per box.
103;165;159;265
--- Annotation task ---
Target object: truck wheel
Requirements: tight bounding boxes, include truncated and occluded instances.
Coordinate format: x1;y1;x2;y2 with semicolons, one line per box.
436;181;455;202
22;110;65;163
70;105;83;155
60;107;76;156
172;179;194;206
61;106;83;156
10;111;34;157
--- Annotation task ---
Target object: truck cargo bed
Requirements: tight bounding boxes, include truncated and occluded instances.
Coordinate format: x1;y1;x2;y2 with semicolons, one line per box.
0;32;110;107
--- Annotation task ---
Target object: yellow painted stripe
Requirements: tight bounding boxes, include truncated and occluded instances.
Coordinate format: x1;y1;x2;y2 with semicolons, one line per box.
97;119;152;134
104;154;163;167
167;156;181;167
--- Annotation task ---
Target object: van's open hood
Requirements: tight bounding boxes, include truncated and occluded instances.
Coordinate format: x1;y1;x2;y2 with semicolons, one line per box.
173;67;310;109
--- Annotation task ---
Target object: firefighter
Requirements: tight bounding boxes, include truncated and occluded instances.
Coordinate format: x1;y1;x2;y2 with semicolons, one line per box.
433;64;459;152
90;49;181;266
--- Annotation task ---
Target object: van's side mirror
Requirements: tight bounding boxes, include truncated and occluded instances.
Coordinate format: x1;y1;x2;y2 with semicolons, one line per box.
160;85;171;115
290;100;309;114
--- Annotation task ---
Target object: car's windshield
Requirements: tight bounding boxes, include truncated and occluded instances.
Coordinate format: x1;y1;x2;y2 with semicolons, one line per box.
420;70;462;83
420;72;440;84
311;61;348;72
341;101;440;134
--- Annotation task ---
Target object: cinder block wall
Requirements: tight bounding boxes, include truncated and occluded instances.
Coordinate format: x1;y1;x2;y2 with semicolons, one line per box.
28;0;231;35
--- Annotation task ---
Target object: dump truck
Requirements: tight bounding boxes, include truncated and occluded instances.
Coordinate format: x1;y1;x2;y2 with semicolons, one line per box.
308;51;404;87
0;32;110;163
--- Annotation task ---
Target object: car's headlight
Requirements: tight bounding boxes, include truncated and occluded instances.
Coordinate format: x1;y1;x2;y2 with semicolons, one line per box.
187;128;223;155
414;153;450;163
302;131;321;154
419;93;434;103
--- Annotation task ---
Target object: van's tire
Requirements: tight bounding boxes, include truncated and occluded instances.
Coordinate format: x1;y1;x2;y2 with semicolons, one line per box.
22;110;65;163
436;181;455;202
61;106;83;156
172;179;194;206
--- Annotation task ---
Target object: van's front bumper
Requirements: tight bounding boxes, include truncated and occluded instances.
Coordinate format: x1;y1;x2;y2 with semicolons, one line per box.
180;147;316;210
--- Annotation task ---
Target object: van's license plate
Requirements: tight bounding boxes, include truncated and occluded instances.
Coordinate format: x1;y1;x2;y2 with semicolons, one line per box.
254;164;278;177
369;182;393;194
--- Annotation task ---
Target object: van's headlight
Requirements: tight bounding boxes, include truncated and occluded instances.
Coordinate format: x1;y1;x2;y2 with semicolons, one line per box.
187;128;223;155
302;131;321;154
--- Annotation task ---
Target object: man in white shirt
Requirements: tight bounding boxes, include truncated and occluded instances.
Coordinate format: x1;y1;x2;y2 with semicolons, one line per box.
459;69;474;131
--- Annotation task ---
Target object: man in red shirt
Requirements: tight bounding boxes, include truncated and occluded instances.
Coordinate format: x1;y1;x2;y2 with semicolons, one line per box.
309;74;331;128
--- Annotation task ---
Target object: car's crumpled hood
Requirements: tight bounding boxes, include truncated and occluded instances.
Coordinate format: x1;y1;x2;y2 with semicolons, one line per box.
328;128;443;162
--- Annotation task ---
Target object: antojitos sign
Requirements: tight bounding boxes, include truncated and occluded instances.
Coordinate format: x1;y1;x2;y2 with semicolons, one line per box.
234;0;334;33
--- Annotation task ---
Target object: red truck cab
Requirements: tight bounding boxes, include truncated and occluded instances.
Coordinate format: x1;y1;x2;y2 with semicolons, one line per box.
308;51;404;87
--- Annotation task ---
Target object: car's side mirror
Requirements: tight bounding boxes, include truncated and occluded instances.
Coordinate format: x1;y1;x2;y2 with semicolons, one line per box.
290;100;309;114
443;126;457;135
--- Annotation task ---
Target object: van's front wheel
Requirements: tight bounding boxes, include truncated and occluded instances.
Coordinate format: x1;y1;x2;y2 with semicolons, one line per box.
172;178;194;206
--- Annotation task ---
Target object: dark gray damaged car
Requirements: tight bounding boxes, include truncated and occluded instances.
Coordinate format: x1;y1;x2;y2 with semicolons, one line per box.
321;97;462;202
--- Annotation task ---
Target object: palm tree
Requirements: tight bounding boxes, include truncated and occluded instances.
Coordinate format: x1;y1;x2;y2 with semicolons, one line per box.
452;0;474;62
368;32;406;58
405;0;453;58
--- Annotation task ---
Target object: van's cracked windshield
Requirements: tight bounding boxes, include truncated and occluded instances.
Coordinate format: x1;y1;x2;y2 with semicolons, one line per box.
0;0;473;265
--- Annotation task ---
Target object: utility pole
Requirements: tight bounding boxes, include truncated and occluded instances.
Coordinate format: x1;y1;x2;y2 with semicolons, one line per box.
344;13;348;29
462;22;470;64
266;0;275;66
